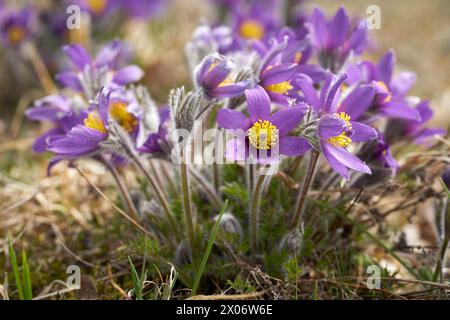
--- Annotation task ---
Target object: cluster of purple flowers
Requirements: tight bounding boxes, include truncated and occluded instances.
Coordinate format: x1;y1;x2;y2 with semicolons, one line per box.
26;0;445;184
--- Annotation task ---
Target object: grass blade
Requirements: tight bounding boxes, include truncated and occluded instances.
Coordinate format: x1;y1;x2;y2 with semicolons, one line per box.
128;256;143;300
21;251;32;300
8;237;24;300
191;200;228;296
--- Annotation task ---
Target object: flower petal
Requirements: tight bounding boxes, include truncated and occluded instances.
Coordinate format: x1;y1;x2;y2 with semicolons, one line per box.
318;115;347;139
245;85;271;123
328;7;350;49
279;136;311;156
210;80;251;98
350;121;377;142
224;137;246;161
322;142;349;180
326;144;372;175
339;85;375;120
377;50;395;84
268;105;306;135
217;109;250;130
62;44;92;70
203;60;232;89
113;65;144;85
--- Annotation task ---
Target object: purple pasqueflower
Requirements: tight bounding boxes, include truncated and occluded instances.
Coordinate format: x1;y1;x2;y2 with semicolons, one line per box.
56;40;144;98
195;53;252;99
231;0;282;41
26;95;87;153
384;100;446;145
46;87;139;165
345;50;420;121
138;106;171;155
188;23;235;55
67;0;118;16
357;132;398;171
0;5;36;48
308;6;368;71
318;112;376;180
217;85;311;163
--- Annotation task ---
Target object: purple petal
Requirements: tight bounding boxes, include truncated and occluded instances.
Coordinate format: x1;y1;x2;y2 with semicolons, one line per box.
318;115;346;139
95;40;121;67
377;50;395;85
322;142;349;180
203;60;232;89
224;137;246;161
324;73;347;113
217;109;250;130
260;63;297;85
245;85;271;123
209;80;251;98
380;100;421;121
55;71;83;91
310;7;328;49
279;136;311;156
62;44;92;70
294;75;319;108
32;127;64;153
268;106;305;135
326;144;371;175
391;72;416;97
113;65;144;85
338;85;375;120
328;7;350;49
350;121;377;142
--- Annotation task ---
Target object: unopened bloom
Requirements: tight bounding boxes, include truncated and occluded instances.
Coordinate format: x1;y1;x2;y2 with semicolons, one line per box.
138;106;171;155
217;85;311;163
195;53;252;99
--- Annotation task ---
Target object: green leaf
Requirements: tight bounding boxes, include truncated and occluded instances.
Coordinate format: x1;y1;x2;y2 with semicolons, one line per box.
21;251;32;300
8;237;24;300
191;200;228;296
128;256;143;300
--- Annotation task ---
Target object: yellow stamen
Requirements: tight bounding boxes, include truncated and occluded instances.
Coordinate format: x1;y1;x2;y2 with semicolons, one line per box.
294;52;302;63
265;81;293;95
376;81;392;103
109;101;138;133
84;113;106;133
248;119;278;150
87;0;107;13
328;132;352;148
7;26;25;45
327;112;352;148
239;20;265;40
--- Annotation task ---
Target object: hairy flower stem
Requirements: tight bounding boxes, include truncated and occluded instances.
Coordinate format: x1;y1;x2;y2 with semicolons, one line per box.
249;172;267;254
129;153;178;236
291;151;320;230
180;160;196;260
101;158;139;221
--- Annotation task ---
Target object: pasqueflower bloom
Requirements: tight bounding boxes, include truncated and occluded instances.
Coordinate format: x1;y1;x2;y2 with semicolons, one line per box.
308;7;368;71
195;53;252;99
47;87;139;163
68;0;117;16
318;112;376;180
26;95;87;153
345;50;420;121
0;5;35;48
217;85;311;163
56;40;144;98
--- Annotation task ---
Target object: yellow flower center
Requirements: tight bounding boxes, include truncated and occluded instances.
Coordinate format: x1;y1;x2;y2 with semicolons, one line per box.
87;0;107;13
265;81;293;95
239;20;265;40
7;26;25;45
84;113;106;133
248;119;278;150
327;112;352;148
294;52;302;63
109;101;138;133
376;81;392;103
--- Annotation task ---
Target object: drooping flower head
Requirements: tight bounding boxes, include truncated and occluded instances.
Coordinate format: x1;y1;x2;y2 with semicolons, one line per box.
195;53;252;99
0;5;36;48
217;85;311;163
56;40;144;98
